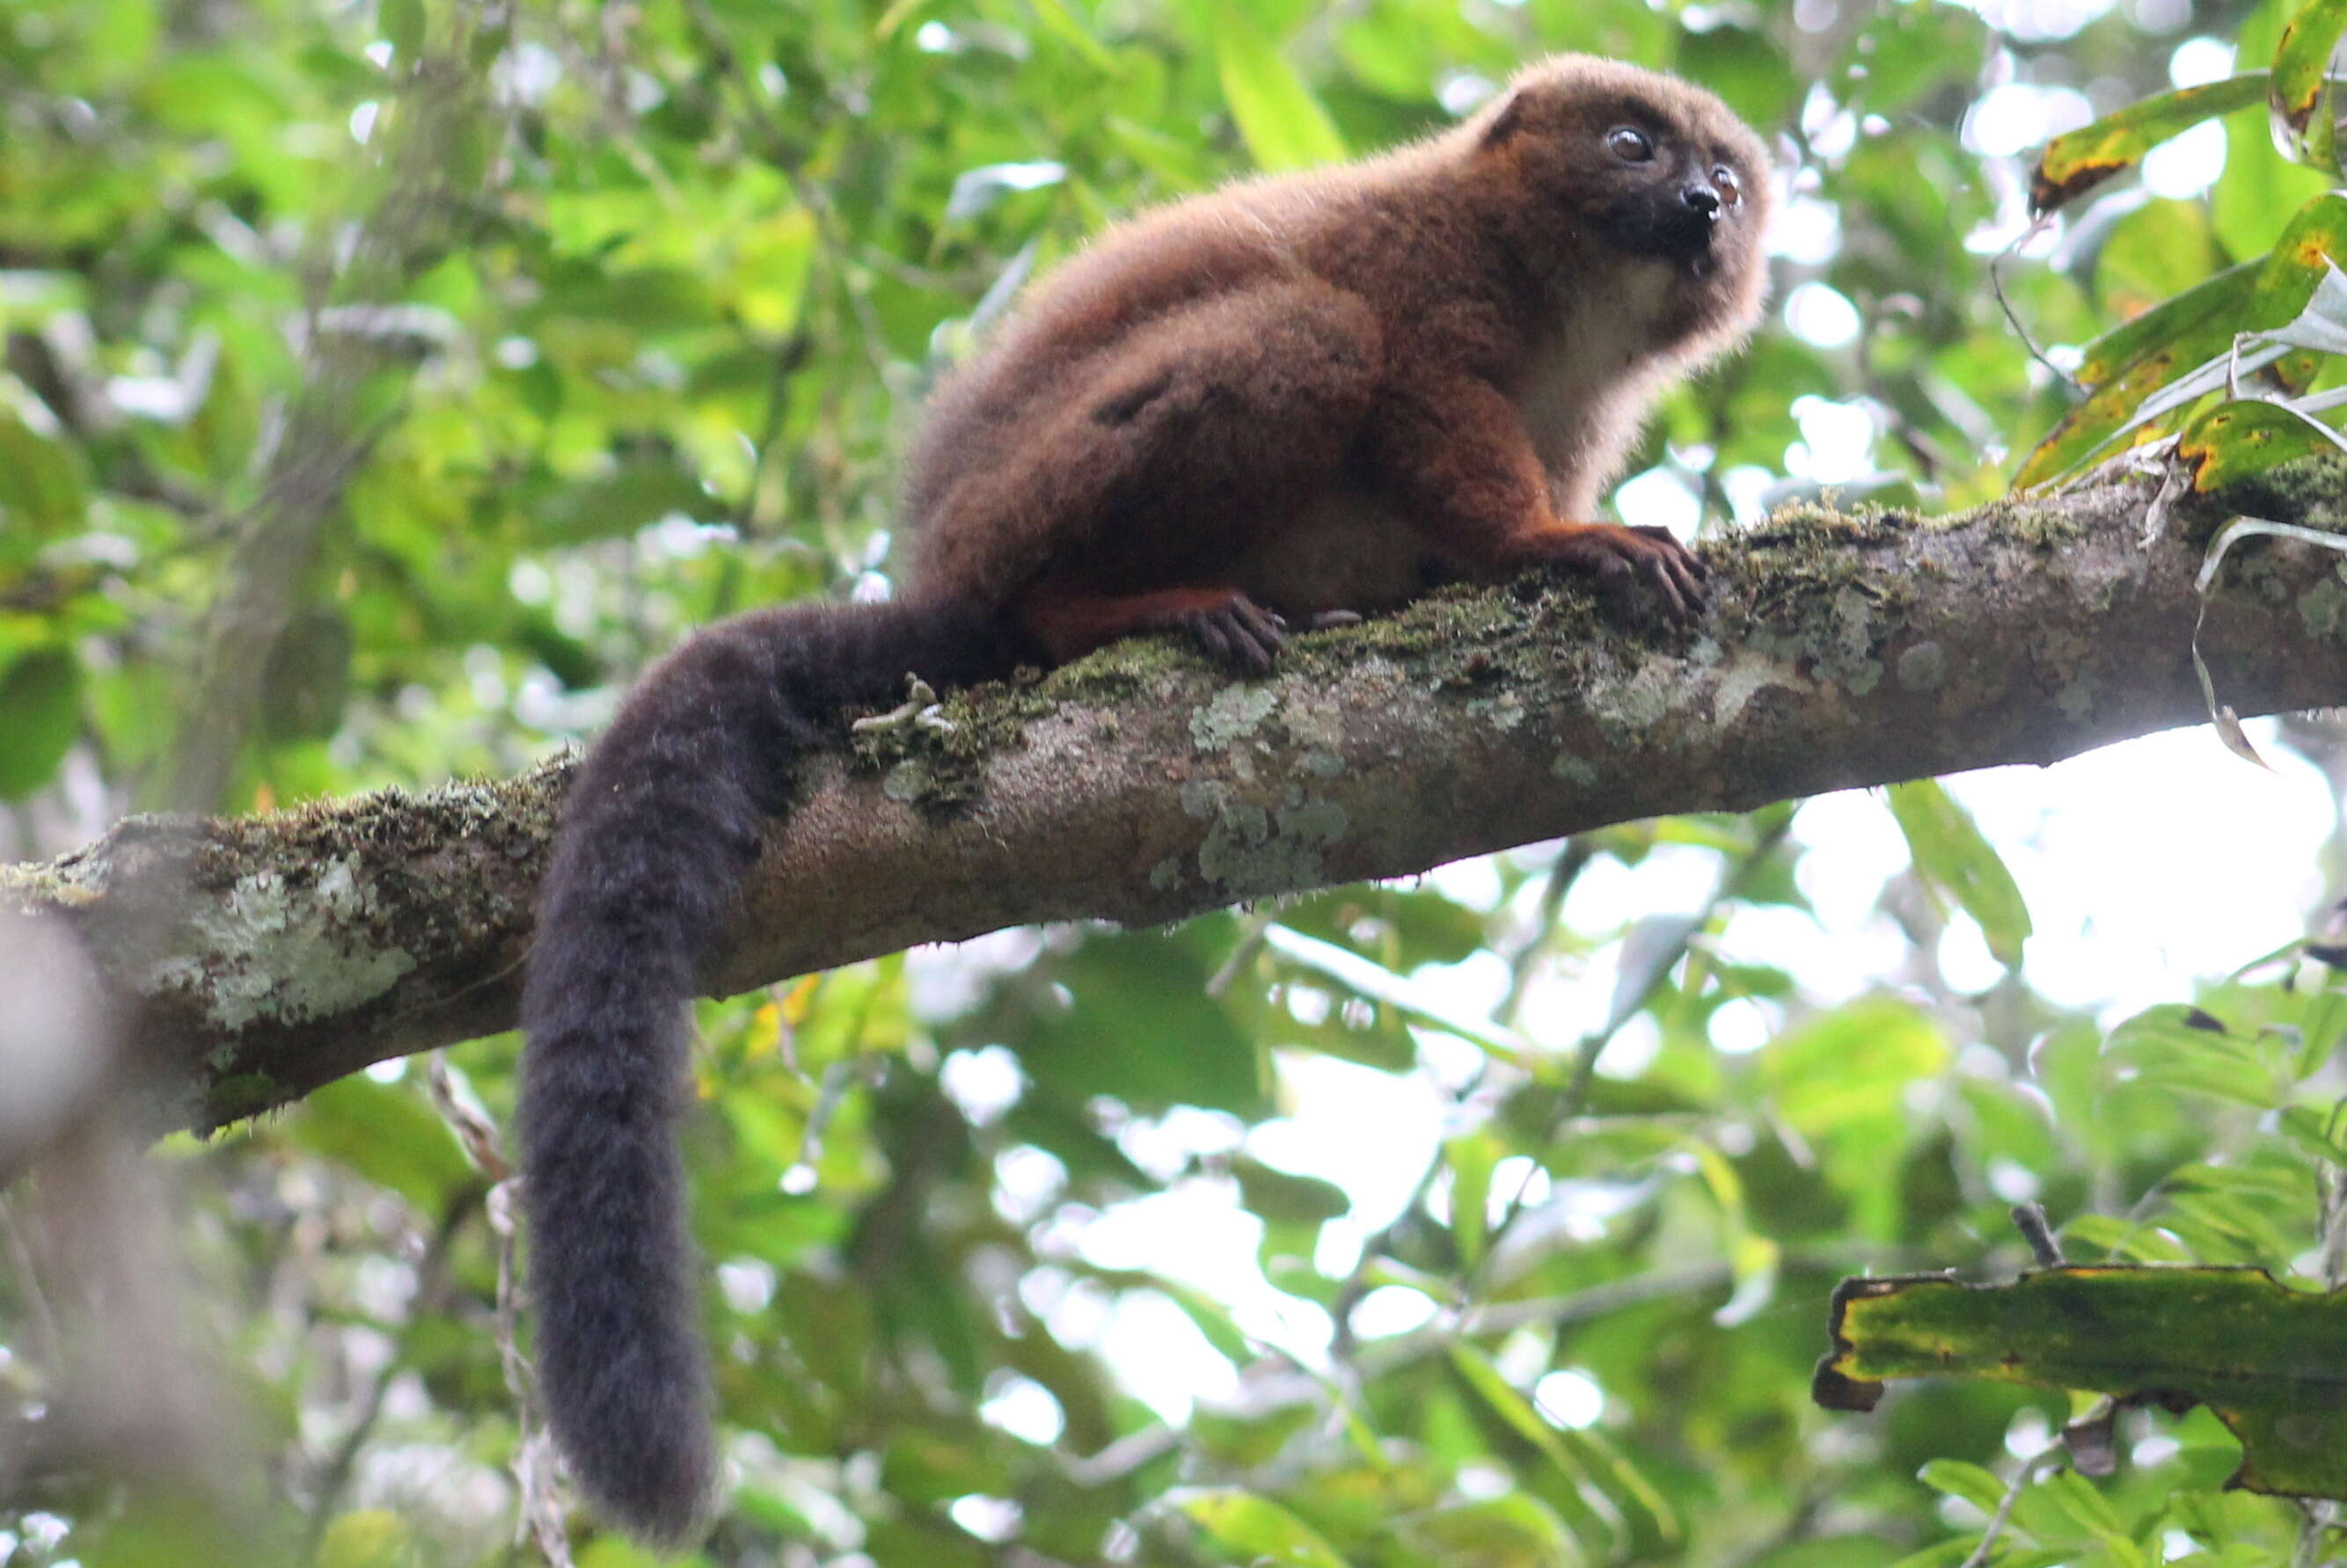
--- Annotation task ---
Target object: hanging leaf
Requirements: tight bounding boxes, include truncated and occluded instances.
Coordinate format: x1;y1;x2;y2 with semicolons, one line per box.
1814;1266;2347;1500
1210;5;1346;171
2017;194;2347;488
2271;0;2347;171
1885;779;2032;966
2029;75;2269;215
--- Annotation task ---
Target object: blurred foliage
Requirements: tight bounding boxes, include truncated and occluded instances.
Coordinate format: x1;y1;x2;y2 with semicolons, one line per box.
4;0;2347;1565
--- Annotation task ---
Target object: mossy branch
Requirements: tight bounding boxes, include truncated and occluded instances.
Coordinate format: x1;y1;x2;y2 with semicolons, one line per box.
8;470;2346;1132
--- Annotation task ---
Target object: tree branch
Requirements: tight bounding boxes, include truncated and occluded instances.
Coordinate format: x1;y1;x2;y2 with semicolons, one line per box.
9;470;2345;1132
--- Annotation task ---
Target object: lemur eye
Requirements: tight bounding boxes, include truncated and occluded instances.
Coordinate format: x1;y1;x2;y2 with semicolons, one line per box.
1606;126;1654;162
1714;164;1743;207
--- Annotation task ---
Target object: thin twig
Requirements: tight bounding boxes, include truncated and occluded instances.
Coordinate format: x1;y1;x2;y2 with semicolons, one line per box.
1991;213;2077;396
2009;1202;2064;1267
1958;1453;2065;1568
1497;840;1594;1024
426;1054;572;1566
1206;910;1279;998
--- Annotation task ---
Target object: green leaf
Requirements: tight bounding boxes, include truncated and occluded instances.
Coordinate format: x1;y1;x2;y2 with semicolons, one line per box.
1174;1487;1354;1567
1210;6;1346;171
2076;260;2261;391
1028;0;1124;77
2059;1213;2194;1264
1762;995;1951;1137
288;1076;473;1212
1915;1458;2011;1517
315;1510;417;1568
0;647;82;799
1444;1343;1572;1469
1156;1280;1257;1366
2094;200;2225;322
0;413;90;536
1234;1156;1350;1225
1400;1494;1577;1568
2271;0;2347;171
2177;397;2347;492
2029;75;2270;215
1817;1265;2347;1499
1445;1133;1501;1271
1885;779;2031;966
1446;1344;1620;1554
1263;924;1528;1066
2216;91;2341;258
534;456;718;545
1010;932;1266;1115
378;0;425;64
2106;1004;2291;1110
2245;191;2347;325
2015;298;2248;489
2019;193;2347;487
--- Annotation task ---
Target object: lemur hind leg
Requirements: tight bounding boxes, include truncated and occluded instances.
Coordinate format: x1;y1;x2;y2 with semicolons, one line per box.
1017;582;1289;674
924;279;1386;664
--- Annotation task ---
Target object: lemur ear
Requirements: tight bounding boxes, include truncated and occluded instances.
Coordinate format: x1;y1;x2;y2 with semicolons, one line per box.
1478;88;1527;147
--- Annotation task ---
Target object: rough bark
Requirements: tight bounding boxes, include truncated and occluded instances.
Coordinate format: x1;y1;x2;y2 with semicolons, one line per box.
7;469;2346;1133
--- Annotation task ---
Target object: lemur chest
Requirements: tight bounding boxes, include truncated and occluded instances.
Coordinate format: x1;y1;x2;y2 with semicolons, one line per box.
1510;262;1678;477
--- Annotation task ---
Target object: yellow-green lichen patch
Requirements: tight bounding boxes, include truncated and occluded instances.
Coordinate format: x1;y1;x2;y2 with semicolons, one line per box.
1584;651;1699;744
1191;685;1282;752
1465;689;1528;731
1550;753;1600;788
1182;779;1350;897
2054;667;2101;723
1995;496;2097;551
1823;585;1889;696
1896;641;1949;693
153;856;419;1032
2299;565;2347;640
1714;650;1817;733
0;860;91;911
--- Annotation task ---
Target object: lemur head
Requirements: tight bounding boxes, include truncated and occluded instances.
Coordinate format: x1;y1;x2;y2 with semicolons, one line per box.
1470;55;1773;349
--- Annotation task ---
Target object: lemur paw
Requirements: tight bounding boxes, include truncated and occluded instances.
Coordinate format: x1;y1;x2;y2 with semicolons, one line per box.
1181;594;1287;675
1549;524;1710;624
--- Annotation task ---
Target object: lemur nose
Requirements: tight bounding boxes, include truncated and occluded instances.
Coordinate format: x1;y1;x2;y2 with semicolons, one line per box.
1681;182;1722;219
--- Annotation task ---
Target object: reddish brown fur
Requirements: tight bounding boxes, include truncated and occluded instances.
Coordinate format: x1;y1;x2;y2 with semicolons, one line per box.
523;58;1773;1546
902;54;1773;662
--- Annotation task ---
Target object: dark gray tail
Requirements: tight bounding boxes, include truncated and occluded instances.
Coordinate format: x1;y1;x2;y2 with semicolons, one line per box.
518;597;1008;1543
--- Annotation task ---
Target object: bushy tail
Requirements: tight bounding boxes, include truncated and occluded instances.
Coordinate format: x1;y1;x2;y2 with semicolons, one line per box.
518;597;1009;1545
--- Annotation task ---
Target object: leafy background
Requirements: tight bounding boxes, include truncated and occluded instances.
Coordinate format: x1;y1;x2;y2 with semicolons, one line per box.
6;0;2347;1564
